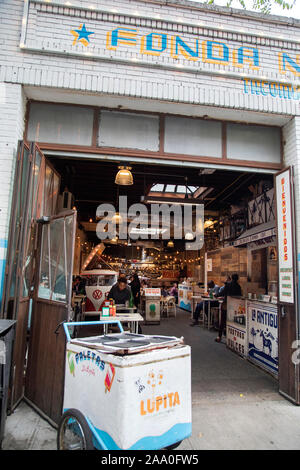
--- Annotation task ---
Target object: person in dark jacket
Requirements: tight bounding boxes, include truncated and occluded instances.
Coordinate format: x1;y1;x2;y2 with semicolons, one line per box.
130;273;141;308
215;273;242;343
108;277;131;305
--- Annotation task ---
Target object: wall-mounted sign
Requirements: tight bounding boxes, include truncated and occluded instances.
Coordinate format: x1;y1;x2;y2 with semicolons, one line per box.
162;270;180;279
206;258;212;272
248;301;278;376
20;1;300;103
275;168;295;304
144;288;161;297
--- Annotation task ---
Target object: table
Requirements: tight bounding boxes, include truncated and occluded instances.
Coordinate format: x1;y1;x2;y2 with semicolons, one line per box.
196;297;222;329
99;313;144;334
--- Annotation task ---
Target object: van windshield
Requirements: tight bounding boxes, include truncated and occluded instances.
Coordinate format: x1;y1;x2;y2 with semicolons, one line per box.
85;274;116;287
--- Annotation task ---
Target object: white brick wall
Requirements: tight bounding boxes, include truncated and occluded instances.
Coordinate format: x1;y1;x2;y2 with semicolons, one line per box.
283;118;300;256
0;0;300;304
0;0;300;116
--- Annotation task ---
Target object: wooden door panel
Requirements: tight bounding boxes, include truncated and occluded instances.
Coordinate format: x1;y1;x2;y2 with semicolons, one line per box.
279;305;298;402
25;300;67;422
10;301;29;409
25;211;76;423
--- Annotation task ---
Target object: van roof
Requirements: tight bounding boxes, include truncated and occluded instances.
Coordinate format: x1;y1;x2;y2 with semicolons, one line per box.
80;269;119;276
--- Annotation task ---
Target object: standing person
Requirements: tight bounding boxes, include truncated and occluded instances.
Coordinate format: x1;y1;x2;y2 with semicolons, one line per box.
190;280;219;326
73;275;85;295
169;282;178;304
215;273;242;343
130;272;141;308
108;276;131;305
161;284;168;297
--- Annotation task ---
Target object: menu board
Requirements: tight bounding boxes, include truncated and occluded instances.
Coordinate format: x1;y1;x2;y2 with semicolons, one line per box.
275;168;295;304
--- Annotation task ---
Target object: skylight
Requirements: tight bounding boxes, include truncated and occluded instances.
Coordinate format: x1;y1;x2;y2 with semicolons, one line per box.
150;184;201;195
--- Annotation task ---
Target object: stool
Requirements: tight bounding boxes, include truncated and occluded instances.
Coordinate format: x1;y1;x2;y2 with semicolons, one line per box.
167;297;176;317
160;299;168;318
211;307;220;330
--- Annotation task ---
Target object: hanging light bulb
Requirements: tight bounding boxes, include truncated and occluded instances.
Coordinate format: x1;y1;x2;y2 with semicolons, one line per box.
167;240;174;248
112;212;122;222
185;231;194;240
115;166;133;185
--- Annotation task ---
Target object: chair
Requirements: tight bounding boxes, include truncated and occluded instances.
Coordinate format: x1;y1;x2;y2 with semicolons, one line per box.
211;306;220;330
194;297;205;326
167;296;176;318
160;298;169;318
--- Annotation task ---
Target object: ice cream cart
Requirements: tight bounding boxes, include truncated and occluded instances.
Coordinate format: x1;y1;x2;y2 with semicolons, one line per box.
58;320;192;450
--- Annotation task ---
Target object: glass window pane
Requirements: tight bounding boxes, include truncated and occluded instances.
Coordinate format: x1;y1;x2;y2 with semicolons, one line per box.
31;149;42;220
98;111;159;151
38;226;51;300
176;185;187;193
64;215;75;302
27;103;94;146
151;184;164;192
22;225;37;298
10;147;30;298
50;218;67;303
164;116;222;157
85;275;98;286
165;185;176;192
43;165;59;216
227;123;281;163
97;275;115;286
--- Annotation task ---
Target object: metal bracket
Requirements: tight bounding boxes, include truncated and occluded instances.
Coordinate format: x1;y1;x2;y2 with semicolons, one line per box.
37;216;50;224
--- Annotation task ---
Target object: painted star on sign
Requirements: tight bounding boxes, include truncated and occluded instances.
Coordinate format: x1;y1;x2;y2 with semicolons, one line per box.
71;23;94;47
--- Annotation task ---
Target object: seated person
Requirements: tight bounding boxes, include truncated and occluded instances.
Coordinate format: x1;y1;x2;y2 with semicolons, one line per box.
190;280;220;326
217;275;231;297
108;276;131;305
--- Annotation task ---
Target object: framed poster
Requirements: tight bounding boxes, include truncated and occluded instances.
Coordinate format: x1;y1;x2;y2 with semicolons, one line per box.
275;168;295;304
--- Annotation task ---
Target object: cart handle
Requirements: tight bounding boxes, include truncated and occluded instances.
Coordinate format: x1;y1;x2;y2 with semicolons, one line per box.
63;320;124;342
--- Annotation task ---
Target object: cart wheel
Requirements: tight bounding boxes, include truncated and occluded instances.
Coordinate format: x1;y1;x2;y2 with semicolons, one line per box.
57;409;94;450
164;440;182;450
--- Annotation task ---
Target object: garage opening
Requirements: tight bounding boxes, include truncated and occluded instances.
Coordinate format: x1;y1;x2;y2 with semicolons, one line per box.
42;155;279;405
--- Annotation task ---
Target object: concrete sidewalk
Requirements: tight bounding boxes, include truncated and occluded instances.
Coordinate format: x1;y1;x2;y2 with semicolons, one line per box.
3;310;300;450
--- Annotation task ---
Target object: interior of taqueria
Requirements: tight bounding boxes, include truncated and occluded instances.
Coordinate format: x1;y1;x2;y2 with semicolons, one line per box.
65;160;279;379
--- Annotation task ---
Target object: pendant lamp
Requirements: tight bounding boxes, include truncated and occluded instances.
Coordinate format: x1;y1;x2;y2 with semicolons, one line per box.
115;166;133;185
